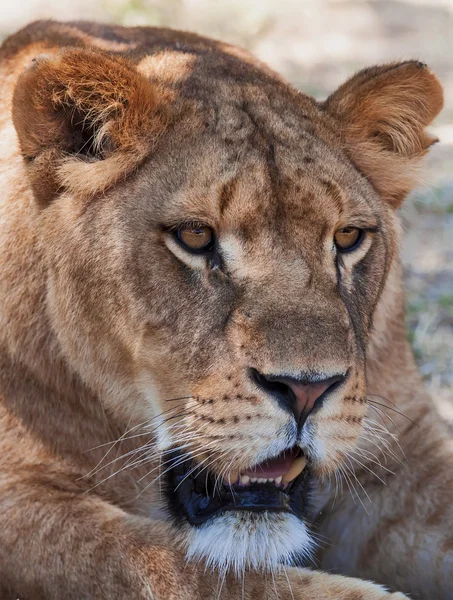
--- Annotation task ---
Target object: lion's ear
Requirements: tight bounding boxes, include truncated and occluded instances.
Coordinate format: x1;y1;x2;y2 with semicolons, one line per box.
12;49;170;204
323;61;444;207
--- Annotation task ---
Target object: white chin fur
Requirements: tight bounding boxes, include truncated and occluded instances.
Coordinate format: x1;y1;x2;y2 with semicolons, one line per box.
185;511;314;575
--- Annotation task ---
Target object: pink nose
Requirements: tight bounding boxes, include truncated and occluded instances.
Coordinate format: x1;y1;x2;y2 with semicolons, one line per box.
250;369;346;425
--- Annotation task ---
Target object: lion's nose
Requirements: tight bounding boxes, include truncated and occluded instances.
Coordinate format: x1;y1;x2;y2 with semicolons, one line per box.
250;368;346;426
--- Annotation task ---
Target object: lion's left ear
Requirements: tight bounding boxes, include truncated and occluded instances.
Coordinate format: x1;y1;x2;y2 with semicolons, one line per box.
12;48;170;204
322;61;444;207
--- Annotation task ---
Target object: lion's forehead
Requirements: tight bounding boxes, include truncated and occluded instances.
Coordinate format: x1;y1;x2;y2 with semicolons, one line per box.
159;115;371;199
152;132;377;256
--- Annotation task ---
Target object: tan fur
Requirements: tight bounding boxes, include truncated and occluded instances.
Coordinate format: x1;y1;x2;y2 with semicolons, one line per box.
0;19;450;599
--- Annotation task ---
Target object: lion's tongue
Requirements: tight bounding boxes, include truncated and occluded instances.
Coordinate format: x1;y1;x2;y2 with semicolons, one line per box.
242;447;305;481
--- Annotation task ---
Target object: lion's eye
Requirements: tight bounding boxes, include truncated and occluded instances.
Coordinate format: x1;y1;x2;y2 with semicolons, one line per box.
334;227;363;252
176;224;215;253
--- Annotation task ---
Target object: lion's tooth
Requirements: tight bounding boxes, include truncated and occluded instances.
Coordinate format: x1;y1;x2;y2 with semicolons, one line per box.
257;478;266;483
282;456;307;484
240;475;250;485
275;476;283;486
268;478;274;483
223;470;239;485
250;477;257;483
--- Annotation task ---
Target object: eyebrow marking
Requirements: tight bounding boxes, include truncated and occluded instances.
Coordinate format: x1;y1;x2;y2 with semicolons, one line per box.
319;178;345;215
219;177;239;217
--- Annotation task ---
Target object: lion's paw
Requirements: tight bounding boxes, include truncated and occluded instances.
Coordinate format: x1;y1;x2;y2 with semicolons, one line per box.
271;568;411;600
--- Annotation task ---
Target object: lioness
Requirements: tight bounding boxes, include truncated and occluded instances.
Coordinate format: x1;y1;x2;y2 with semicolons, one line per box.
0;19;451;600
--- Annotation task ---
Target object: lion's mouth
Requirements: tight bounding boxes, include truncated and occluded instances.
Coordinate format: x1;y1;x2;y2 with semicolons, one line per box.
165;446;311;526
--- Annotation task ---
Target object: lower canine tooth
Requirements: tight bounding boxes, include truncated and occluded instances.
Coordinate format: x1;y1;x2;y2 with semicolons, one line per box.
282;456;308;484
223;471;239;485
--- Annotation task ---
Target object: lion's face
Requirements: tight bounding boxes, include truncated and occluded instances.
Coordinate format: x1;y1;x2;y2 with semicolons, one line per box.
12;47;443;572
128;129;395;569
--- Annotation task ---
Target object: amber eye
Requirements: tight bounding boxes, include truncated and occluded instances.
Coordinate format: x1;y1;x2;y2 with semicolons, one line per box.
334;227;363;252
176;224;215;253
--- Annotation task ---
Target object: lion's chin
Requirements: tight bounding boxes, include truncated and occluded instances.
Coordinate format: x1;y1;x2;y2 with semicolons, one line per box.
185;511;314;573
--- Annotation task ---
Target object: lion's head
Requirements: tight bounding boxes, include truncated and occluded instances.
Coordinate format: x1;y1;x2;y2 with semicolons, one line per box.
12;43;443;573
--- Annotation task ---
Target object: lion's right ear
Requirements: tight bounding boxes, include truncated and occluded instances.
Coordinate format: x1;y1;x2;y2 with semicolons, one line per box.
12;49;170;205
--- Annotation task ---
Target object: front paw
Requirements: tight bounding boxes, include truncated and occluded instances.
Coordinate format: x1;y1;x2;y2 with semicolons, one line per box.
278;568;410;600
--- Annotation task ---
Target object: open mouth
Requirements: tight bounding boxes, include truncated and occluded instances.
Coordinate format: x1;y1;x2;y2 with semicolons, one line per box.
165;446;311;526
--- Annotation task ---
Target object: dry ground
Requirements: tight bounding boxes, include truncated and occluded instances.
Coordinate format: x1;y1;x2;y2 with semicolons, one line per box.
1;0;452;414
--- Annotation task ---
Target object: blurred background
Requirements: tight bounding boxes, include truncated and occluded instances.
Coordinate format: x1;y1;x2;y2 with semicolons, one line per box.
1;0;452;415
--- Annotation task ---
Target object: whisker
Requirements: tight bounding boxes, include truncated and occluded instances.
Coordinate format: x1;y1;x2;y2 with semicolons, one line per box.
85;431;207;492
338;462;370;514
359;430;406;467
283;565;295;600
85;419;150;453
367;395;420;426
337;464;357;507
363;417;407;460
175;449;228;493
174;452;219;491
216;566;228;600
367;403;401;434
165;395;195;403
271;571;280;599
352;446;395;475
136;442;204;484
217;448;243;500
344;457;372;504
139;439;222;493
84;425;179;480
120;437;207;474
82;418;150;477
82;401;199;478
143;408;198;430
347;453;387;485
